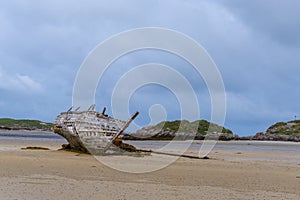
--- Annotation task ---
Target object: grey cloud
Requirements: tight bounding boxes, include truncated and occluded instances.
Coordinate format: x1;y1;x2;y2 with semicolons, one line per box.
0;0;299;135
217;0;300;46
0;66;42;93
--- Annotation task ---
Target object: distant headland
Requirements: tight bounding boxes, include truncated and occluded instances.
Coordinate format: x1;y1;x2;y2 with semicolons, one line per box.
0;118;299;142
123;120;237;140
250;120;300;142
123;119;300;142
0;118;53;132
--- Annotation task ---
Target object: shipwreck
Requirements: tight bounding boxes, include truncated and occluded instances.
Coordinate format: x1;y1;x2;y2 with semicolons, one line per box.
53;105;139;154
54;105;208;159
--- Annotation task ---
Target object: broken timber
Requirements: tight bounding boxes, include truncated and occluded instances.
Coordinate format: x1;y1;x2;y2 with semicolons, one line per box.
53;105;139;154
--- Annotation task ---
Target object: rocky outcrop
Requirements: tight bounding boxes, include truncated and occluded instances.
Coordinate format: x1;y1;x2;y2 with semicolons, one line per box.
123;131;239;141
0;118;53;132
252;132;300;142
123;120;237;141
266;120;300;136
250;120;300;142
0;125;40;131
123;120;300;142
0;125;12;130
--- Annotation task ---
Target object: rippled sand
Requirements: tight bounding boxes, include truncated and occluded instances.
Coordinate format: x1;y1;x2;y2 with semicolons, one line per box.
0;138;300;199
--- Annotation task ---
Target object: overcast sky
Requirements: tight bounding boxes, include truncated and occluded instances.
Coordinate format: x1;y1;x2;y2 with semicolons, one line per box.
0;0;299;136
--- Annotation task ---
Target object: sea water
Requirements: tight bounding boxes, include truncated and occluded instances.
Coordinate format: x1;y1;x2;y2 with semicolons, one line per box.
1;132;299;163
0;132;62;139
0;132;66;151
125;140;300;163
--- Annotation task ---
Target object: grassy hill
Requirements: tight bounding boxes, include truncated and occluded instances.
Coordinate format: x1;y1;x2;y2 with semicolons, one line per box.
0;118;53;131
266;120;300;136
145;119;232;135
122;119;234;140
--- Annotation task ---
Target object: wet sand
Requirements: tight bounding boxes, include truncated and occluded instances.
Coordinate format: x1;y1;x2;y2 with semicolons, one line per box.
0;139;300;199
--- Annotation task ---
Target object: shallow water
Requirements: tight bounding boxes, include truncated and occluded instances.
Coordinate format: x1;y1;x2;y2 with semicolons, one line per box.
0;132;63;139
125;140;300;154
125;140;300;163
0;132;66;151
1;132;299;163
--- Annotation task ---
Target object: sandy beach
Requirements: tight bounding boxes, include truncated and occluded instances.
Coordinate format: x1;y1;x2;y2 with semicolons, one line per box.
0;134;300;200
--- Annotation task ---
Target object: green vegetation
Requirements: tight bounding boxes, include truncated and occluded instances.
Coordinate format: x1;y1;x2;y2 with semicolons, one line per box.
268;122;287;130
0;118;53;131
288;120;300;123
152;119;232;135
267;120;300;136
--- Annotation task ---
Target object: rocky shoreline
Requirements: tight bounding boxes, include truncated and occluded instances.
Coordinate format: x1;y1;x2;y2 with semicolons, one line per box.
0;126;53;134
122;130;300;142
246;132;300;142
1;119;299;142
0;118;53;132
1;127;299;142
122;132;300;142
0;125;51;132
122;120;300;142
122;131;240;141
